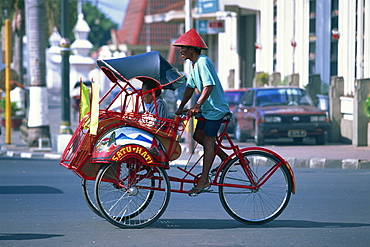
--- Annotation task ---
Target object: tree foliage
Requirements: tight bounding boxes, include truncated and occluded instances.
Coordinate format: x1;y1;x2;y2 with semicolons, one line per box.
0;0;118;52
82;1;118;52
364;96;370;118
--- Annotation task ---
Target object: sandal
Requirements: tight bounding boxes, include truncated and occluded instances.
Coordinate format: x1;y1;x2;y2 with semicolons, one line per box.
188;187;213;197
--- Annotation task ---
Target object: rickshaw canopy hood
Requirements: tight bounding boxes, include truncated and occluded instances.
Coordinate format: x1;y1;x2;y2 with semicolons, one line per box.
97;51;186;90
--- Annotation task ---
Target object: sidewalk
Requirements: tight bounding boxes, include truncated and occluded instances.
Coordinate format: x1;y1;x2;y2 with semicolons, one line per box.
1;90;370;169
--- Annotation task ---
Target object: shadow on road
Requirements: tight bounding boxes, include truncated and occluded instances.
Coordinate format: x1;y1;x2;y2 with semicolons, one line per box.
0;185;63;194
0;233;64;241
151;219;370;229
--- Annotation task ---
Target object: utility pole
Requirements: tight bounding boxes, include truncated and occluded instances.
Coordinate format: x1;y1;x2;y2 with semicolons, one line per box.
185;0;192;30
185;0;195;153
4;19;11;144
146;0;151;52
59;0;72;134
292;0;296;75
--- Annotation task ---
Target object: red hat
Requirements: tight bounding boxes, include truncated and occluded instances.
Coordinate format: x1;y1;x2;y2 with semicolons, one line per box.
172;28;208;50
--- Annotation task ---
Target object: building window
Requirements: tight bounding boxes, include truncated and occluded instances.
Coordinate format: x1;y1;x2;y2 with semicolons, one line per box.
309;61;315;75
331;16;338;30
309;42;316;60
330;42;338;61
309;0;316;34
330;61;338;76
309;19;316;34
309;0;316;15
331;0;339;12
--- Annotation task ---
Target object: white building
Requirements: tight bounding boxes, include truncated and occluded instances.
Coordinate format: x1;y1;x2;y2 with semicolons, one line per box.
147;0;370;95
219;0;369;95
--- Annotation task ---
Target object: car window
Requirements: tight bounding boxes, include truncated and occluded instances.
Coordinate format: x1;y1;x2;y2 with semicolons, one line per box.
241;90;254;107
256;88;313;107
225;91;246;105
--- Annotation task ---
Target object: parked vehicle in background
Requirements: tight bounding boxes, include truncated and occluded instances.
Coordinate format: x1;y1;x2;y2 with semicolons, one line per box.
224;88;248;133
233;87;331;145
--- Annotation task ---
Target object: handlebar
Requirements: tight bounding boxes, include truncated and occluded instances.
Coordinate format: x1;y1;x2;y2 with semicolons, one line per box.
176;109;202;119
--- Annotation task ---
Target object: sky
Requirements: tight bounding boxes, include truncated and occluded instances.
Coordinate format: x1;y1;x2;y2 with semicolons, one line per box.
87;0;130;28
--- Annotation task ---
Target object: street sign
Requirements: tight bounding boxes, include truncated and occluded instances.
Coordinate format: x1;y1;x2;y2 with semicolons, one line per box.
197;20;225;34
197;0;219;14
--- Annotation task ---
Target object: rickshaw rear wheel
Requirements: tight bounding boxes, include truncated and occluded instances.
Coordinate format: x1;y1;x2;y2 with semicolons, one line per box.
94;159;171;228
81;179;103;218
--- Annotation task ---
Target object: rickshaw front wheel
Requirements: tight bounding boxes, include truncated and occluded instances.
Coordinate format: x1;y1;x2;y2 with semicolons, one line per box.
218;150;292;225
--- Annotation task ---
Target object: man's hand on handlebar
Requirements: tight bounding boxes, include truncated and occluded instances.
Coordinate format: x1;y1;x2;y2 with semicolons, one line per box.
174;107;185;116
175;104;201;117
188;103;201;117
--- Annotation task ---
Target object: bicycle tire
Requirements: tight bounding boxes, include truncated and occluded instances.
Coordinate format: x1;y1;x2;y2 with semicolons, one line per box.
81;178;103;218
219;150;292;224
95;159;171;228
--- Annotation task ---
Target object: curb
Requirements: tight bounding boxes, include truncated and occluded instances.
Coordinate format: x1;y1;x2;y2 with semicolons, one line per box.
0;150;62;160
285;157;370;170
0;150;196;167
0;149;199;167
1;148;370;169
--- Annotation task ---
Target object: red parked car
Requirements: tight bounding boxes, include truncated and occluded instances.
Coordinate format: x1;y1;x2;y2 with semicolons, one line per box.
233;87;331;145
224;88;249;133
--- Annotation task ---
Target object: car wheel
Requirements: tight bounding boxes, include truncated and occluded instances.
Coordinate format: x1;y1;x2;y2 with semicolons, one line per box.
234;122;247;142
315;134;326;145
254;124;265;146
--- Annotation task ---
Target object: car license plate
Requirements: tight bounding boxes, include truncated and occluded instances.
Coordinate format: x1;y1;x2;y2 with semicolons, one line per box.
288;130;306;137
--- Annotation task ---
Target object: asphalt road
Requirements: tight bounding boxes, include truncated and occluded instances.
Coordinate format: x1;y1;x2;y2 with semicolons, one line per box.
0;158;369;247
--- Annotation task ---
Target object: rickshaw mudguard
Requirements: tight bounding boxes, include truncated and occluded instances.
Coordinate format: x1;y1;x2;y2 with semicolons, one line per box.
223;146;296;194
91;126;169;168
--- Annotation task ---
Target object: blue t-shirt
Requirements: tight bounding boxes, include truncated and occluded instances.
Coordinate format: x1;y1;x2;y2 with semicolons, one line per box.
187;55;229;120
146;95;171;119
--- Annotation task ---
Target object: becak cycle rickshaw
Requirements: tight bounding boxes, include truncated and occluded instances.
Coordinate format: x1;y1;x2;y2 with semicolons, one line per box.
60;51;295;229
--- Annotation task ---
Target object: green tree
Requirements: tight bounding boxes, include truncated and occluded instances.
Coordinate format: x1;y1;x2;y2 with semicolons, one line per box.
82;1;118;52
1;0;25;85
1;0;117;56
